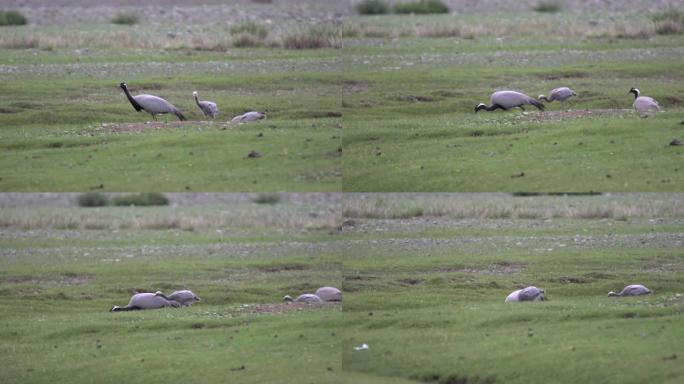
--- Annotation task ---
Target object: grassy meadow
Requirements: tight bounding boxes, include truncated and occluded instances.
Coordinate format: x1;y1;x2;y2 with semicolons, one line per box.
341;11;684;192
341;193;684;383
0;18;343;191
0;194;342;383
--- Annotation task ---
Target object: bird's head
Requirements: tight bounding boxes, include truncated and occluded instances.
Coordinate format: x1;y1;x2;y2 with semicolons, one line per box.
629;87;639;97
193;295;201;302
119;82;127;89
283;295;294;303
537;94;545;100
192;91;198;97
607;291;617;297
474;103;486;113
110;306;119;312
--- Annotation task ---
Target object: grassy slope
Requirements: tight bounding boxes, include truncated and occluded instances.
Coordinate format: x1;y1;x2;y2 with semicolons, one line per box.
0;47;342;191
0;203;342;383
340;208;684;383
342;21;684;192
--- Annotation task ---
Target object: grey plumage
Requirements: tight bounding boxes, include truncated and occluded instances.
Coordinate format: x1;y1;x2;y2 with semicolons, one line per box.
120;82;186;121
283;293;323;303
475;90;545;112
608;284;651;297
110;292;180;312
629;88;660;115
505;286;546;302
231;111;265;124
155;290;201;306
315;286;342;302
538;87;577;102
193;91;218;119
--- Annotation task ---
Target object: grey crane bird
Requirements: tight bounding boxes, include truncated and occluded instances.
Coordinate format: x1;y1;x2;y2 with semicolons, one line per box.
538;87;577;103
505;286;546;303
315;286;342;302
475;90;545;112
283;293;323;303
193;91;218;119
608;284;651;297
120;82;186;121
230;111;265;124
629;88;660;115
155;290;201;306
110;292;180;312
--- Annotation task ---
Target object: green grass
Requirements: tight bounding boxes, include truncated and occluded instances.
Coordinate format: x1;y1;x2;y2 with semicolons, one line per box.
0;199;342;383
110;13;138;25
0;67;342;191
340;194;684;383
340;24;684;191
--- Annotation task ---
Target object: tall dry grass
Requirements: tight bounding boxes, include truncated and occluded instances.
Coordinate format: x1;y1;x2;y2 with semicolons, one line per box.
0;206;339;232
342;194;684;220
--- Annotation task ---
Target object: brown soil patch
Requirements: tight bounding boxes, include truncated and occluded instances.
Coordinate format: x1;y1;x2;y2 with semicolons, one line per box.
235;302;340;315
439;261;524;275
101;121;223;134
521;109;628;123
5;273;91;286
344;81;369;93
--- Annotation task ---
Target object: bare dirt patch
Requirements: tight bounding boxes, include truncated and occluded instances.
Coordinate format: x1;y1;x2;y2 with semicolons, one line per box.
100;121;224;134
438;261;524;275
520;109;629;123
234;301;340;315
5;273;92;287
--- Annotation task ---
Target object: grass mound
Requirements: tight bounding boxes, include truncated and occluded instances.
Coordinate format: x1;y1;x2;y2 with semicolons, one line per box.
0;10;27;26
111;13;138;25
357;0;390;15
112;193;169;207
394;0;450;15
532;1;561;13
77;192;109;207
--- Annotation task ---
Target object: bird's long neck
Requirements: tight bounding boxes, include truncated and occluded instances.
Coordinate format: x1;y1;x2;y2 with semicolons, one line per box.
194;95;202;108
121;85;142;111
539;96;551;102
484;104;500;111
631;91;639;100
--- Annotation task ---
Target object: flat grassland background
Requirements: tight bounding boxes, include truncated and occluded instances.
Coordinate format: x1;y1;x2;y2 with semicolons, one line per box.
341;0;684;191
0;193;342;384
341;193;684;384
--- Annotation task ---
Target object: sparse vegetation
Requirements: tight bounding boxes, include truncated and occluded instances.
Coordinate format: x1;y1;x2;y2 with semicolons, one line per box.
110;12;138;25
357;0;390;15
229;22;268;39
652;8;684;35
0;10;27;26
252;193;281;205
282;25;340;49
77;192;109;207
533;1;561;13
394;0;450;15
112;193;169;207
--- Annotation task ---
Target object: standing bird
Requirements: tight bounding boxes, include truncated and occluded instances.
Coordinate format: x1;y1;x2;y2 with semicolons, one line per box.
192;91;218;119
475;90;545;112
538;87;577;103
230;111;265;124
315;286;342;302
110;292;180;312
629;88;660;116
119;82;186;121
608;284;651;297
505;286;546;303
283;293;323;303
155;290;201;306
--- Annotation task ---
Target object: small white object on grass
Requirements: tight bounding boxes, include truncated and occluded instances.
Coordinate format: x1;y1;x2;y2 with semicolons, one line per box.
354;344;369;351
